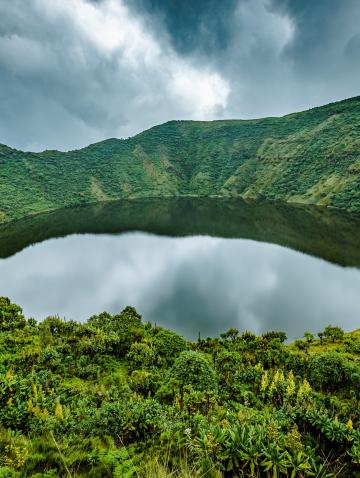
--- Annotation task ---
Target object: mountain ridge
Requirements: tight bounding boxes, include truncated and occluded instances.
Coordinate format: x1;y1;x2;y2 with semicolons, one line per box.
1;95;360;223
3;94;360;154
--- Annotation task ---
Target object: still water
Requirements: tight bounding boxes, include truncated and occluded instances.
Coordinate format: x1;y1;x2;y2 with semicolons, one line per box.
0;198;359;340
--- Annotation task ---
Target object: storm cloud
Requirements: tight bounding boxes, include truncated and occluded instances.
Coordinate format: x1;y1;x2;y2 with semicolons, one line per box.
0;0;359;151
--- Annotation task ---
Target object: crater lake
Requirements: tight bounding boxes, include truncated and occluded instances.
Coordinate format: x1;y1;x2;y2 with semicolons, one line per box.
1;198;360;339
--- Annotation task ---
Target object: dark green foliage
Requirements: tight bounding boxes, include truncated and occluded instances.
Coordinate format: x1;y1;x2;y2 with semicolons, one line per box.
151;328;187;365
0;297;26;330
294;339;309;353
309;352;351;391
169;350;217;393
344;336;360;354
88;306;145;356
1;96;360;225
0;297;359;477
322;325;345;343
262;331;287;343
126;342;155;370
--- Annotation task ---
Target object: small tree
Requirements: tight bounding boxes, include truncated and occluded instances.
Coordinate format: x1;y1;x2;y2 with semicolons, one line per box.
0;297;26;331
262;331;287;343
89;306;144;356
294;339;309;354
220;328;239;342
169;351;217;402
216;350;242;384
126;342;155;371
304;331;314;344
309;352;350;391
323;325;345;343
152;328;187;365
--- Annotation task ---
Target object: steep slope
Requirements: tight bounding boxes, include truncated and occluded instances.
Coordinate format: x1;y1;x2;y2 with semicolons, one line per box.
0;96;360;223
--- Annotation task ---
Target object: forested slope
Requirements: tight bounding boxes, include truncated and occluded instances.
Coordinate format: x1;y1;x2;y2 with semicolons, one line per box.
1;96;360;223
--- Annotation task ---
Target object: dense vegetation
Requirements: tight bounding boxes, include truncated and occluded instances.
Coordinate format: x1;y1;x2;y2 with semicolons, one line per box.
1;96;360;224
1;297;359;477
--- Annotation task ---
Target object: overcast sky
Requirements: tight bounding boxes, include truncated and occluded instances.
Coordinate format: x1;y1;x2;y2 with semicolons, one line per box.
1;0;359;151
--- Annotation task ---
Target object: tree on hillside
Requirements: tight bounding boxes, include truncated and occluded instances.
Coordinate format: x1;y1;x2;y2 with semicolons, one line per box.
309;352;350;391
152;328;187;365
294;339;309;354
262;331;287;343
220;328;239;342
304;331;315;344
0;296;26;330
323;325;345;343
169;351;217;402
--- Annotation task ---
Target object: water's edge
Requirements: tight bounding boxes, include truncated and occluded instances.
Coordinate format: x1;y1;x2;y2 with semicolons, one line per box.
1;197;360;267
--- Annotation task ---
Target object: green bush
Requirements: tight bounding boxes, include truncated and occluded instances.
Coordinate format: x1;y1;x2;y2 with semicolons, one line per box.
0;297;26;330
309;352;351;391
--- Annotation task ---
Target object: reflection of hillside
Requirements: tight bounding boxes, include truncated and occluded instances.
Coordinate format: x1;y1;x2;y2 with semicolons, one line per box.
0;198;360;267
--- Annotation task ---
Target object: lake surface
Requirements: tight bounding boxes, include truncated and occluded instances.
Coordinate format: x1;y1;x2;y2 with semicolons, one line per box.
1;198;360;340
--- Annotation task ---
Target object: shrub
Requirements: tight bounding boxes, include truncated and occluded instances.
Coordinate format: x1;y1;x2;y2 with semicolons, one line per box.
126;342;155;371
0;297;26;330
309;352;351;391
152;328;187;365
169;351;217;396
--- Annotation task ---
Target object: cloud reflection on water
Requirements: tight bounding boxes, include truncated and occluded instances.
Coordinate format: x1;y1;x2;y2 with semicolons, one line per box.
0;232;359;340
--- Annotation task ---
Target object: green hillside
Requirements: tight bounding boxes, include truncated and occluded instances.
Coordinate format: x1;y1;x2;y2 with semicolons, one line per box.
1;96;360;223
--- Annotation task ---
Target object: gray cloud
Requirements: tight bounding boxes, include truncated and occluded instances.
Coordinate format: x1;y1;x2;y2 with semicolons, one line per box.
269;0;360;99
0;0;229;150
0;0;359;151
123;0;239;55
125;0;360;119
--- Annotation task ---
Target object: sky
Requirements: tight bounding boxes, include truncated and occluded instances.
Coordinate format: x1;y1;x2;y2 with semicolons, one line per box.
0;0;359;151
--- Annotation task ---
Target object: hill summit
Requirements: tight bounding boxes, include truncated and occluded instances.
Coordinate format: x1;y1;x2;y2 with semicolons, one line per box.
1;96;360;223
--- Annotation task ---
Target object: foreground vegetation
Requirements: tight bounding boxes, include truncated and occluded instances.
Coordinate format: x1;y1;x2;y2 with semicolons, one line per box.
1;298;359;477
1;96;360;224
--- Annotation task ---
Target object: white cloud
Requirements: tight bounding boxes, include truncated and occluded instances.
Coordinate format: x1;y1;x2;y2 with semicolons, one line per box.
170;67;229;118
0;0;359;150
0;0;230;150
